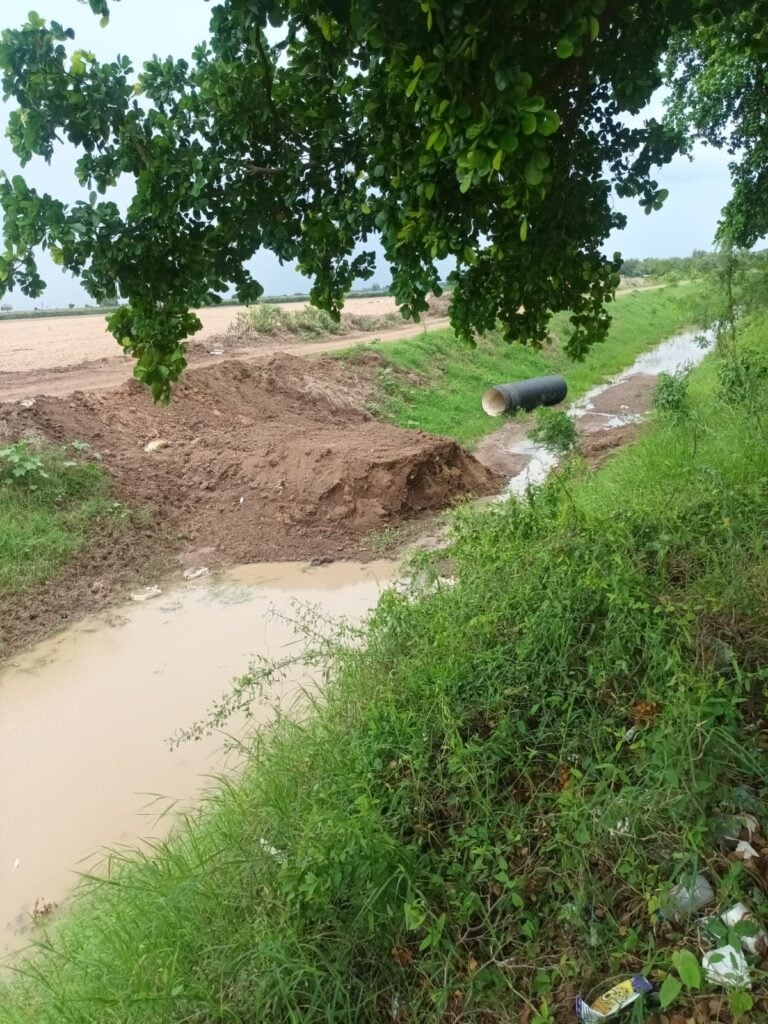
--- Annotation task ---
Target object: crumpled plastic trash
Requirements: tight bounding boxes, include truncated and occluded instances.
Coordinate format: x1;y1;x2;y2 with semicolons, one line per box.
721;902;768;957
575;977;653;1022
660;873;715;922
702;945;751;988
131;585;162;602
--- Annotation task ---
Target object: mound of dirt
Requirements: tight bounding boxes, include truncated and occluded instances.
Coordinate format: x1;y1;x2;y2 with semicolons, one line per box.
1;353;501;564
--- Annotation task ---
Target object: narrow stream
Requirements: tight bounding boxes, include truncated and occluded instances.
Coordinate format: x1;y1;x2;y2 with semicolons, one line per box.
506;329;713;495
0;328;715;959
0;560;396;955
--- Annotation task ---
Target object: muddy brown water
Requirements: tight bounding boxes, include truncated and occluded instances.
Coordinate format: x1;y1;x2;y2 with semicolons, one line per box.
0;560;396;956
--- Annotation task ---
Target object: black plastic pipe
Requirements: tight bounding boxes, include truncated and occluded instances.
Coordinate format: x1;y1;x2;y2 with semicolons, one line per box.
482;375;567;417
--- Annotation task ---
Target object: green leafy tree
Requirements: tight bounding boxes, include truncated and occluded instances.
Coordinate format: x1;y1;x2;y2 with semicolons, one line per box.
666;3;768;249
0;0;755;400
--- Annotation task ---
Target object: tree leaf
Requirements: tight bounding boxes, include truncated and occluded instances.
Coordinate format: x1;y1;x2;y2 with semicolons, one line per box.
525;160;543;186
556;38;574;59
520;216;528;242
499;127;519;152
659;975;682;1010
426;126;443;150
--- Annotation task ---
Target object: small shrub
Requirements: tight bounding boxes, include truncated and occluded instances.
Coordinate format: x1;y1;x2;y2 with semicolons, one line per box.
528;406;577;455
0;441;50;489
245;304;290;334
717;349;768;405
654;368;691;418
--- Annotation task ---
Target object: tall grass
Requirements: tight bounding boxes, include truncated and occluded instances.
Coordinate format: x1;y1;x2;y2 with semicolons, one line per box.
357;283;705;444
3;309;767;1022
234;303;402;339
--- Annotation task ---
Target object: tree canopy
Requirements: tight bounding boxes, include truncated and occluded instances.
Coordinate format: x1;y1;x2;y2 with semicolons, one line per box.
0;0;763;399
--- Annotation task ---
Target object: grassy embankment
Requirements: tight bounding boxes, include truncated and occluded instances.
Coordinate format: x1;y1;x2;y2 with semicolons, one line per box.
0;444;116;596
0;442;150;653
3;300;767;1022
358;283;705;444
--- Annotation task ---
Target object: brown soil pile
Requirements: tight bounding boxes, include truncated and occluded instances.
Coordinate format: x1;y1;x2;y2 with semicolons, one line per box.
1;352;501;565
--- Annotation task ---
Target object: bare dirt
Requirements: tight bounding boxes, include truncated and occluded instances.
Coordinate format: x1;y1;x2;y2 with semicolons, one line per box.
0;296;401;373
0;297;450;402
1;351;502;570
0;516;176;658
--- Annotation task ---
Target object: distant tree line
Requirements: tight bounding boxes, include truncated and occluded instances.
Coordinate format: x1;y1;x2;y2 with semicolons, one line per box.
621;249;768;280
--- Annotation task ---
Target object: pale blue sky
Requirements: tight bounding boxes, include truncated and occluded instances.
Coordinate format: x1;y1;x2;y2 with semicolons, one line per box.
0;0;734;309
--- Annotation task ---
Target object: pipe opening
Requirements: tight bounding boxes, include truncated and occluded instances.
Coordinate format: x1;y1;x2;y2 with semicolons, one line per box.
482;387;508;417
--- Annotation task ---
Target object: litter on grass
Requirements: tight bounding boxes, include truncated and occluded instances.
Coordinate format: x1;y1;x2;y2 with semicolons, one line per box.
702;945;751;989
575;976;653;1022
661;874;715;922
721;902;768;957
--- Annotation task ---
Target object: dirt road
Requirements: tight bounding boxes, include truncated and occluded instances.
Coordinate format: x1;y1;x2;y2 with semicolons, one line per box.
0;297;450;402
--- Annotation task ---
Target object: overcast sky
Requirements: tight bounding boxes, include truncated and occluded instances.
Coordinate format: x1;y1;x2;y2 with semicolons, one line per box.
0;0;734;309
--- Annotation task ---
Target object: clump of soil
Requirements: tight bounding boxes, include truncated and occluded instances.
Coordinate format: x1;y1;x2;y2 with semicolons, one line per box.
0;352;502;566
580;423;642;468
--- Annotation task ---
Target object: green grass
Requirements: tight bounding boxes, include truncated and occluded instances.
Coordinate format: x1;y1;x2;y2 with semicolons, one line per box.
353;283;704;445
0;442;120;598
3;307;767;1023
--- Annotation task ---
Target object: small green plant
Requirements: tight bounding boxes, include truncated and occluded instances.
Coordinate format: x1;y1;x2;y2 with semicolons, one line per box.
528;406;577;455
0;441;50;489
659;948;701;1009
654;368;691;418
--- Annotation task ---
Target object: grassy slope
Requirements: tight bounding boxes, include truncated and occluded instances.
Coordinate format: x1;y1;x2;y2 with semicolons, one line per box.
355;283;704;445
0;446;116;597
0;444;146;653
3;310;767;1022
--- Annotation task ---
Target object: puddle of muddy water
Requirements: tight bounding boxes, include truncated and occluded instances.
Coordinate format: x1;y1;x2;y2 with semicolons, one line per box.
0;559;396;956
504;330;714;495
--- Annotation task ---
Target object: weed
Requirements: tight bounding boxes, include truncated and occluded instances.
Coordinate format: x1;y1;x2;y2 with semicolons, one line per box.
527;407;577;455
365;524;414;554
0;441;51;488
234;303;402;340
654;368;691;418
